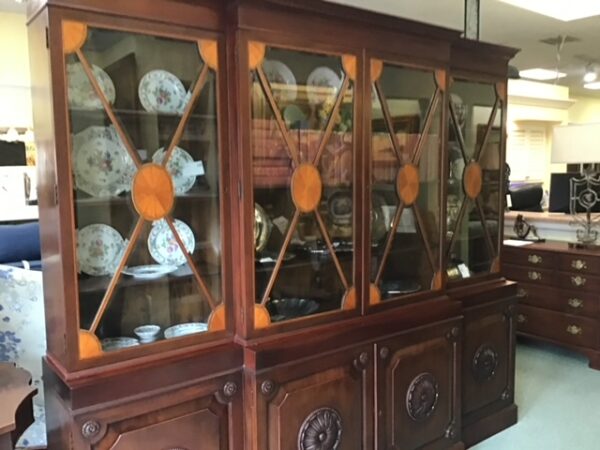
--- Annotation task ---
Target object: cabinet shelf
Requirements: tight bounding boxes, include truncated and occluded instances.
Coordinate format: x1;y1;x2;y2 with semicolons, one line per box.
74;190;218;206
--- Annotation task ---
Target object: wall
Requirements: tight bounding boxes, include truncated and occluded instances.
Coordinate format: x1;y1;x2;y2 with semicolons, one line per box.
0;12;32;128
568;96;600;124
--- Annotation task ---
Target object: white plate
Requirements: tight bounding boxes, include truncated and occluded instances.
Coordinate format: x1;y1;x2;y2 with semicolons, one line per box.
152;147;196;194
122;264;178;280
77;224;125;277
307;66;342;105
72;126;136;197
101;337;140;352
148;219;195;266
263;59;297;103
164;322;208;339
67;62;116;109
138;70;187;114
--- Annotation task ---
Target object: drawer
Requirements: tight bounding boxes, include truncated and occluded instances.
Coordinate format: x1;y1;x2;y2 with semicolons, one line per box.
503;247;556;269
503;264;554;286
558;253;600;274
556;271;600;293
517;283;599;318
517;304;599;349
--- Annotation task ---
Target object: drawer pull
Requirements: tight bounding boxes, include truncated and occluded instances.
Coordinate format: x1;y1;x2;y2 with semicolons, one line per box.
566;325;583;336
568;298;584;309
571;276;587;287
528;271;542;281
517;314;527;324
571;259;588;271
517;288;527;298
528;254;543;264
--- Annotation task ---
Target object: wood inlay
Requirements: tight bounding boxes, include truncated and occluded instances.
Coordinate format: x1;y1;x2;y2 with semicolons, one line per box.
342;55;357;80
370;284;381;305
431;271;443;290
434;70;446;90
396;164;420;206
199;39;218;70
248;41;266;70
207;304;225;332
371;59;384;82
62;21;87;54
254;304;272;329
463;161;483;199
78;330;102;359
132;164;175;221
342;287;357;310
291;164;322;213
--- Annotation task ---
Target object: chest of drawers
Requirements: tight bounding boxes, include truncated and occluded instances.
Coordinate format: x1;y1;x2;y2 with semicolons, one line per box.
503;241;600;369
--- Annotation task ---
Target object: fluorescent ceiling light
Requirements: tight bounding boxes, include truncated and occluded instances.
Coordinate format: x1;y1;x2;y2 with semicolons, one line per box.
584;82;600;90
584;71;598;83
519;68;567;81
499;0;600;21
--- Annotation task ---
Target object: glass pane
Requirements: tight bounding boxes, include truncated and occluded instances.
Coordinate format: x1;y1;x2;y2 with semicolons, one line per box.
66;24;222;357
371;63;441;299
252;46;354;323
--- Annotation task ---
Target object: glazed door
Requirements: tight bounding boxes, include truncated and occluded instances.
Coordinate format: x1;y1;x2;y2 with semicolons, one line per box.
367;58;446;307
376;319;462;450
57;18;230;365
243;37;361;331
446;78;506;281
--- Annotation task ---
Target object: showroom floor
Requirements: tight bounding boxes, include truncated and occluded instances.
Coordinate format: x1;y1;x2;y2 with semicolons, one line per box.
473;340;600;450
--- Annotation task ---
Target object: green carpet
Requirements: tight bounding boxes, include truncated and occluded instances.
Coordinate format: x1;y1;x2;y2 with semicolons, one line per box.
473;340;600;449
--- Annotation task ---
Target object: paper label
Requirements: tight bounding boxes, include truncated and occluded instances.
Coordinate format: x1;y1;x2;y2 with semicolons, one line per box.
181;160;205;177
458;263;471;278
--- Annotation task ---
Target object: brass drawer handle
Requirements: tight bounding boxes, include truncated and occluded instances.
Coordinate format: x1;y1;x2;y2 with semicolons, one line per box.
517;314;527;324
517;288;527;298
528;271;542;281
528;254;543;264
566;325;583;336
571;276;587;287
568;298;584;309
571;259;588;271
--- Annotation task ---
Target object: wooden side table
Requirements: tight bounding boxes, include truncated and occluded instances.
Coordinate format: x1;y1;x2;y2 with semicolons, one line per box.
0;363;37;450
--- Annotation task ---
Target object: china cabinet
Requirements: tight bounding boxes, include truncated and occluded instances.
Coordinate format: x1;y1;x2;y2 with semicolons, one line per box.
28;0;517;448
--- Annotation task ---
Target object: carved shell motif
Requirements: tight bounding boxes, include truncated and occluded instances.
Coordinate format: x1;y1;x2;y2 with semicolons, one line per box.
406;373;439;421
298;407;343;450
472;344;499;382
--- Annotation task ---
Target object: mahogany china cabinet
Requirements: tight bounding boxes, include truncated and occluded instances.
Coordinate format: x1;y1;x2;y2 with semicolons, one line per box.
27;0;518;448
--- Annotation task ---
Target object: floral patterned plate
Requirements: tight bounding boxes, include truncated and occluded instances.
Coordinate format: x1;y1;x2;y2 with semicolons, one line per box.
101;337;140;352
164;322;208;339
263;59;297;103
138;70;187;114
307;66;342;105
72;126;136;197
148;219;195;267
77;224;125;276
152;146;196;194
67;62;116;109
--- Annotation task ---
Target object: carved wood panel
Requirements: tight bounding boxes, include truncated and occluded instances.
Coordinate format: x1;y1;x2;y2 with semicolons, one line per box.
376;321;461;450
253;347;372;450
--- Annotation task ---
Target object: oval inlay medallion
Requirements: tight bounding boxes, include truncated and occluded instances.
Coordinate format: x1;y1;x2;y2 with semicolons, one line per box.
406;372;439;421
298;408;342;450
396;164;420;206
463;161;483;199
472;344;499;382
291;164;323;213
132;163;175;221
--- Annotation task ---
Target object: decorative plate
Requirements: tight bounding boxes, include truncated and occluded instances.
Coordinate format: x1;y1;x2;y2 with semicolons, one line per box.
327;190;352;226
138;70;187;114
77;224;125;277
67;62;116;109
263;59;297;103
122;264;178;280
148;219;195;266
152;146;196;194
254;203;273;253
371;193;388;243
101;337;140;352
164;322;208;339
72;126;136;197
307;66;342;105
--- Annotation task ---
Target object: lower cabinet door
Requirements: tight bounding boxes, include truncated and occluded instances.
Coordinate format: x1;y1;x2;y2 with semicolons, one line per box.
376;319;462;450
252;345;373;450
73;373;241;450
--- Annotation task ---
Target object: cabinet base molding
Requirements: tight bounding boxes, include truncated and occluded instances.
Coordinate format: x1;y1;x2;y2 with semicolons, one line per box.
463;404;517;448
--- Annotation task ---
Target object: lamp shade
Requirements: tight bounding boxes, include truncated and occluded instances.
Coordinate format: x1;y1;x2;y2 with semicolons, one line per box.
551;123;600;164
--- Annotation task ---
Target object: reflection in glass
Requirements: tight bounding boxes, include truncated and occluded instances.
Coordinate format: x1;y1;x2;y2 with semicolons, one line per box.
251;46;354;323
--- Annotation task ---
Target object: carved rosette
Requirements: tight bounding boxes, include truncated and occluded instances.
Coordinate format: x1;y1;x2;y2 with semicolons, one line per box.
406;373;439;421
472;344;499;382
223;381;238;397
81;420;101;439
298;408;343;450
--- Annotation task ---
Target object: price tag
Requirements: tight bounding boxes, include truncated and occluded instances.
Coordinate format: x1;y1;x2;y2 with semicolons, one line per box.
181;160;205;177
458;263;471;278
507;194;512;208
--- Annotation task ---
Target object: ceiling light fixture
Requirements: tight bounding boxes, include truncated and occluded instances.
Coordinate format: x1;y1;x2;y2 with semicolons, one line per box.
499;0;600;22
519;68;567;81
583;64;598;83
584;81;600;90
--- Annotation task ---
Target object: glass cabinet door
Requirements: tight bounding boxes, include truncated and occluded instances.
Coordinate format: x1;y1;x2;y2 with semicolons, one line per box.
249;42;356;326
369;61;444;302
446;79;504;280
61;22;224;359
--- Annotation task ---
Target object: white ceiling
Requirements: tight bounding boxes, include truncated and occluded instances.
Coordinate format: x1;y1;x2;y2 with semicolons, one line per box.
0;0;25;13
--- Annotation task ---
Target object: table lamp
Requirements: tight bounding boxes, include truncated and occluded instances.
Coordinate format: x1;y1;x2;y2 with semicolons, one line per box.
552;123;600;246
